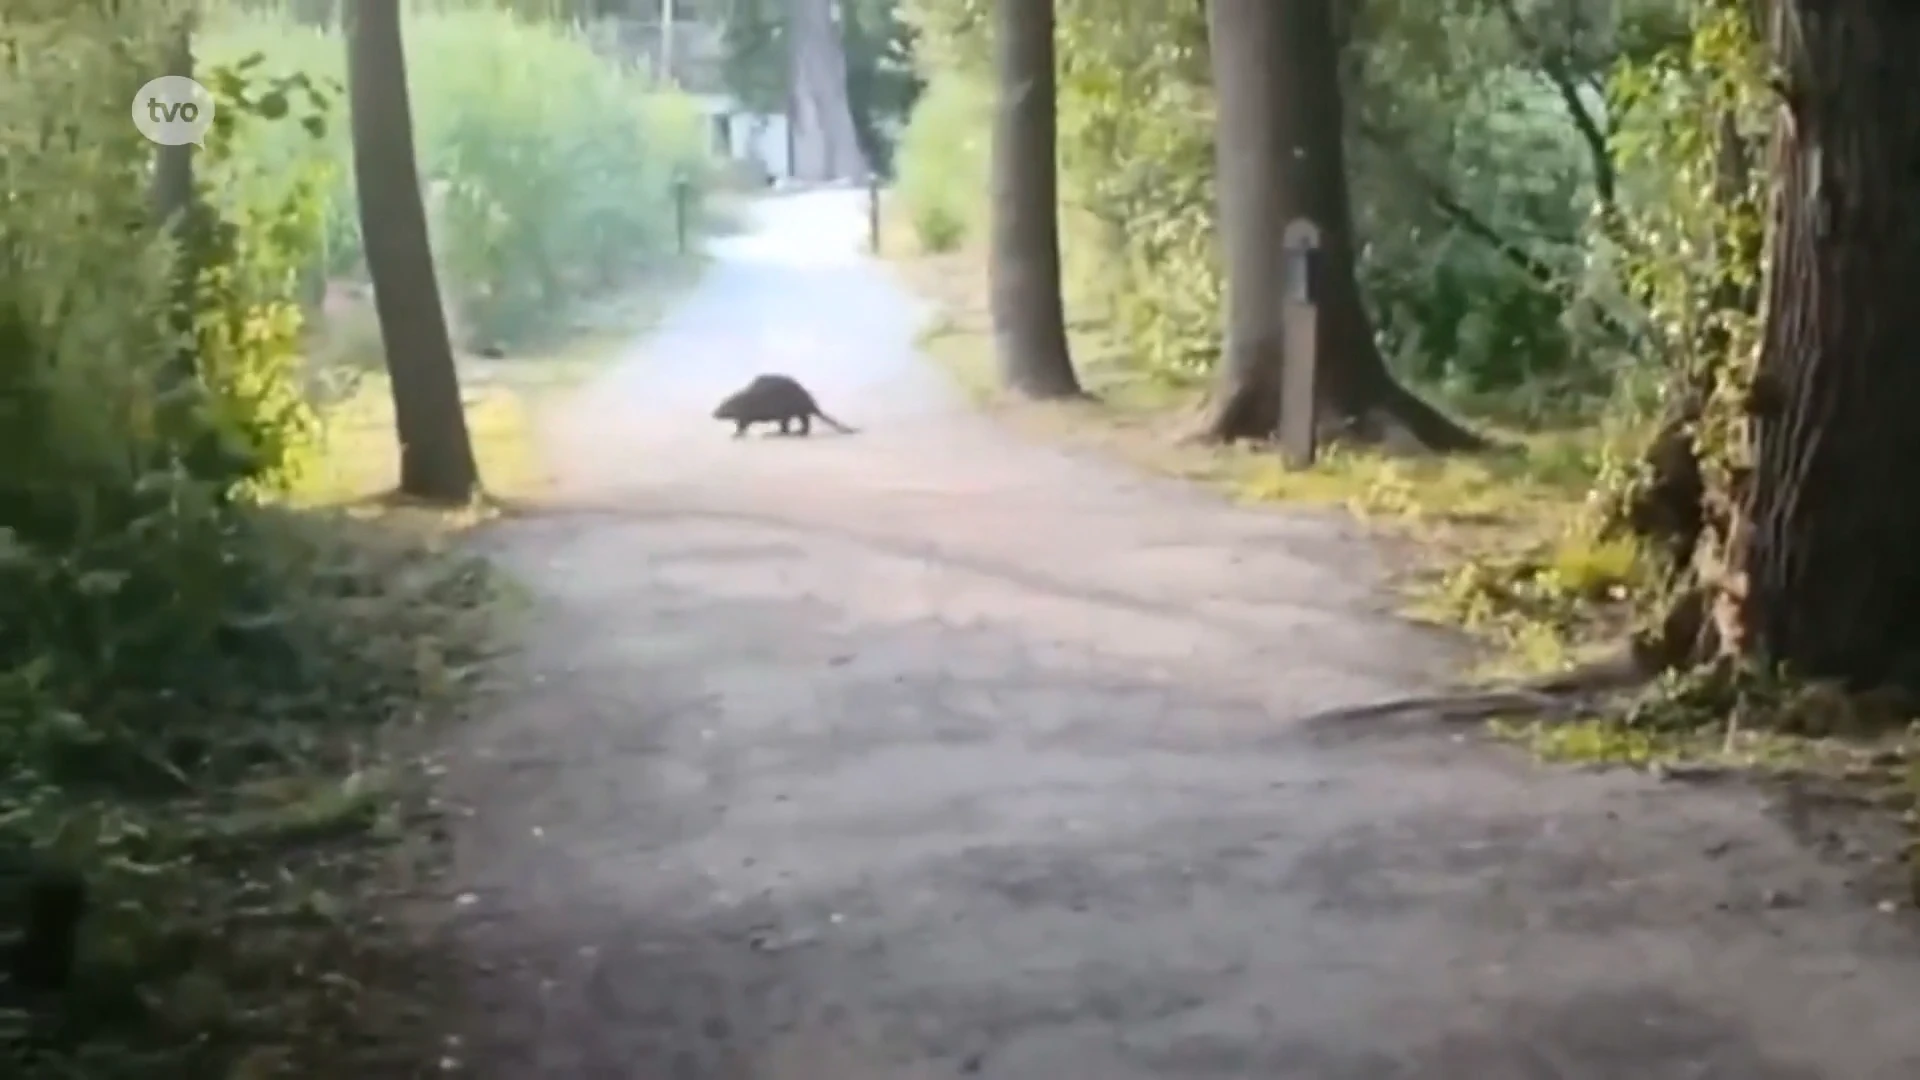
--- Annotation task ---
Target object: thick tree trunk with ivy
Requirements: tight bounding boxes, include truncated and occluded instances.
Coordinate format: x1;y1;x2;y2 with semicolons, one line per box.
788;0;869;181
344;0;481;503
987;0;1082;399
1200;0;1483;450
1728;3;1920;689
1626;105;1761;669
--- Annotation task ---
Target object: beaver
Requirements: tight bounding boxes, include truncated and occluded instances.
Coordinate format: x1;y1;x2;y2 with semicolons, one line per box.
712;373;857;437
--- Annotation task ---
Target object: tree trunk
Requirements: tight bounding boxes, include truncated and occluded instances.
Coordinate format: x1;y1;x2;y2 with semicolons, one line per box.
986;0;1082;400
344;0;481;504
152;19;197;387
787;0;869;181
1735;1;1920;689
150;25;195;233
1200;0;1483;451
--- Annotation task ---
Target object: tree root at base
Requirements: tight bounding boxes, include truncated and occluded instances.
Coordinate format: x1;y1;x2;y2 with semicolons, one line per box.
1297;651;1650;731
1190;377;1492;455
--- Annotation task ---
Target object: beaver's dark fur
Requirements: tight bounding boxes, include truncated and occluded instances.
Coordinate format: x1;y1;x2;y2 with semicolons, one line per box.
712;373;856;437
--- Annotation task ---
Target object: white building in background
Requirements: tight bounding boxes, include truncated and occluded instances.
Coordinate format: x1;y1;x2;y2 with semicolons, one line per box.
579;13;793;184
688;95;791;184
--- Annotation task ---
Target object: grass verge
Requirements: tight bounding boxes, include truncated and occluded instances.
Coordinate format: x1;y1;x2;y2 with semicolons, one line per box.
299;256;708;519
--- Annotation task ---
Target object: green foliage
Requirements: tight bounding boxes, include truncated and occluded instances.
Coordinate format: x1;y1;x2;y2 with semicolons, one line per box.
1352;68;1595;392
0;5;496;1072
194;59;340;494
897;1;1223;375
888;0;1791;687
895;0;1629;393
893;73;990;251
202;8;715;349
0;4;330;802
1052;0;1218;376
1606;0;1768;479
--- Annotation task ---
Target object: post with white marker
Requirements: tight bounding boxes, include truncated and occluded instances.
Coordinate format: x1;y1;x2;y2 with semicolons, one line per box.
1279;218;1322;470
867;172;882;255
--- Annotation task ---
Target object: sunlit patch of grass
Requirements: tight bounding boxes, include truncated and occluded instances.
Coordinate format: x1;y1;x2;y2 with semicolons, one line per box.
288;260;705;530
295;374;547;513
1490;715;1679;766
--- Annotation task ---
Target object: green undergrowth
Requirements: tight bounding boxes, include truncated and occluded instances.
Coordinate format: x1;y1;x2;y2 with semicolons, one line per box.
3;4;707;1072
3;506;512;1078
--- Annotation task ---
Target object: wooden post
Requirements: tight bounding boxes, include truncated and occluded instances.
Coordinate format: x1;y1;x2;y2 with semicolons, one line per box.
673;175;690;254
867;172;881;254
1279;217;1321;469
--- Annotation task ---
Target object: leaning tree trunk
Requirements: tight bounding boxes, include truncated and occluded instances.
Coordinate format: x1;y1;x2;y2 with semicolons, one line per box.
1200;0;1483;450
987;0;1082;400
787;0;869;181
1734;1;1920;689
344;0;481;503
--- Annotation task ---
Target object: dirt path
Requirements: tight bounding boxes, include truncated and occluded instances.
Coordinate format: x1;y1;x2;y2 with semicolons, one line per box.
435;191;1920;1078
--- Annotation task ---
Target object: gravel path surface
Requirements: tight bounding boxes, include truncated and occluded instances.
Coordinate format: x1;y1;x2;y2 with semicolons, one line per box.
435;190;1920;1079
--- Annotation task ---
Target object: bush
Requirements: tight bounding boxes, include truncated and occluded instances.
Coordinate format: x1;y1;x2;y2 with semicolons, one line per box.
893;73;991;252
0;4;348;825
912;203;967;253
1;7;495;1073
201;8;715;349
897;0;1623;398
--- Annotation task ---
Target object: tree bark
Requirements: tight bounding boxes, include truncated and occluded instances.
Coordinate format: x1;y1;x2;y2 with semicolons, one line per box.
986;0;1082;399
344;0;481;504
152;18;198;388
1736;1;1920;689
787;0;869;181
1200;0;1483;450
150;25;195;232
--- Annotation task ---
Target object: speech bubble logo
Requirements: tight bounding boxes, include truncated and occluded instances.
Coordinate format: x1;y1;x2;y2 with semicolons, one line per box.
131;75;216;147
